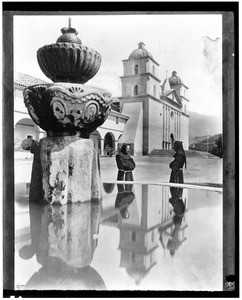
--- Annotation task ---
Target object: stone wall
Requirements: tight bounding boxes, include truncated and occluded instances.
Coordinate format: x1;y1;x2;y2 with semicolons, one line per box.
148;99;163;153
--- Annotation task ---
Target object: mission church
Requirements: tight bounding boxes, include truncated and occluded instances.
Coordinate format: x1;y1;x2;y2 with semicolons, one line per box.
14;42;189;157
116;42;189;156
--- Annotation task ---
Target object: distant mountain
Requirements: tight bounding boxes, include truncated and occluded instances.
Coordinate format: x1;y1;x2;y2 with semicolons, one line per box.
189;111;222;144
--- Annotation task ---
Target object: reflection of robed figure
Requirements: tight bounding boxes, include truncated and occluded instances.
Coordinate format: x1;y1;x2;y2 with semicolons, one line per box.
160;186;186;256
116;144;135;181
19;201;106;290
115;184;135;219
167;196;186;256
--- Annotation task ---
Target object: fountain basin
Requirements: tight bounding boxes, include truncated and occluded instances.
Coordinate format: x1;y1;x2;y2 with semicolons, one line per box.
23;83;112;137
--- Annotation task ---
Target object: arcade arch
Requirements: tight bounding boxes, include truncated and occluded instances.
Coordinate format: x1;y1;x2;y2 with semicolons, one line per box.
104;132;115;155
14;118;42;149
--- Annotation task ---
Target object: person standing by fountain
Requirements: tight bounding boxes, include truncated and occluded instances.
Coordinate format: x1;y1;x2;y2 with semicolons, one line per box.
169;141;186;184
116;144;136;181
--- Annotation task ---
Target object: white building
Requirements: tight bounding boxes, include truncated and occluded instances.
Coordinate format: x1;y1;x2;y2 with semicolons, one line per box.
14;71;129;158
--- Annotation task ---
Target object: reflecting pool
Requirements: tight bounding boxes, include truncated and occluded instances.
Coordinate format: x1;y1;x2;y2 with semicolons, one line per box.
15;182;222;291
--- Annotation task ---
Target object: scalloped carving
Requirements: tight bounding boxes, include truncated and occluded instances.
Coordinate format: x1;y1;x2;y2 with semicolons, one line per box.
68;86;84;94
37;43;102;84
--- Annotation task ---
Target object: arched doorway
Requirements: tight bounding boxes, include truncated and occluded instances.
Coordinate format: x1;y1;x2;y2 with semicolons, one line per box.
104;132;115;156
90;130;101;154
134;85;138;95
14;118;40;150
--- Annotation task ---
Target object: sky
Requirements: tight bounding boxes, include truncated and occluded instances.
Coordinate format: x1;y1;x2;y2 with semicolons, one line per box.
14;14;222;117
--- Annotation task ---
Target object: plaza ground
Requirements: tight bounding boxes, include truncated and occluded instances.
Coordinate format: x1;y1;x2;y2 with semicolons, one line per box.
15;152;222;187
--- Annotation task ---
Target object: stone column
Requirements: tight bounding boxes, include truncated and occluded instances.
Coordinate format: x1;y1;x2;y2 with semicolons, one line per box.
100;139;104;156
178;113;180;140
168;108;171;149
176;112;179;140
178;112;180;140
162;105;165;149
165;107;167;149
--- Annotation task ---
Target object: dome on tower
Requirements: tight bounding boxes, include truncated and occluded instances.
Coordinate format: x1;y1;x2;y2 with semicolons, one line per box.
129;42;153;59
168;71;182;86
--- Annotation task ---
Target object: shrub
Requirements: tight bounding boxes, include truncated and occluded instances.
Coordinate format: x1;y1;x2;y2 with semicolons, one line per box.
209;136;222;158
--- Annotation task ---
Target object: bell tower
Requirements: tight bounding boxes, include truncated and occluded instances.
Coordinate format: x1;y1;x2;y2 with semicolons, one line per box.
118;42;162;156
120;42;160;100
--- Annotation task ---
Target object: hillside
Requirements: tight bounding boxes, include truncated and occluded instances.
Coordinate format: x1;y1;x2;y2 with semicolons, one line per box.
189;133;222;152
189;111;222;144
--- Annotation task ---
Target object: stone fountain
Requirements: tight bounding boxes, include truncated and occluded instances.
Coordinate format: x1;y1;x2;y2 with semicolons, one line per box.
23;19;112;205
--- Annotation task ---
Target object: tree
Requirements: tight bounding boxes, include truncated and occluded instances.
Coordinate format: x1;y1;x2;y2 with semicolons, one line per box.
209;136;222;158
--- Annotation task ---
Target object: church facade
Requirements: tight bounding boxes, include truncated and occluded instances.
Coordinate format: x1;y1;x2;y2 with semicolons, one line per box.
117;42;190;156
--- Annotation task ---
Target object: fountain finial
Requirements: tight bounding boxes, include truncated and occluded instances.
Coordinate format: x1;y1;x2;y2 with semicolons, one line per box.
37;19;103;83
57;19;81;44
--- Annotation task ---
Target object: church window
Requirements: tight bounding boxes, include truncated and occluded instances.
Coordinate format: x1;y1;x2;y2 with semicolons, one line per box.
134;64;138;75
26;134;33;139
134;85;138;95
171;111;174;118
131;253;136;263
153;85;156;97
152;65;155;75
116;117;119;124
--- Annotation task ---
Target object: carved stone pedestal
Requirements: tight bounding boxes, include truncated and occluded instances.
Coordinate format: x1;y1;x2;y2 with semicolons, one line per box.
40;137;101;205
23;22;112;205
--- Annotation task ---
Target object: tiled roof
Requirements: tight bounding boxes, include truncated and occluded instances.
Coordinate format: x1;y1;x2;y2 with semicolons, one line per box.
14;71;49;87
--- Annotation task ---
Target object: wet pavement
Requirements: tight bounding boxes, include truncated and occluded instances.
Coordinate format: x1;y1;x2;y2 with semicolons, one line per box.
15;182;222;291
15;155;222;185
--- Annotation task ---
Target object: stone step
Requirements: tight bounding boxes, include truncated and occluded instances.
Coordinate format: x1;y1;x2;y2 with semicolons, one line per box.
149;149;173;156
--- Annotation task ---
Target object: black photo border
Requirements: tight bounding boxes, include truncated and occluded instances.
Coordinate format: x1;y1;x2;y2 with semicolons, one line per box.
2;2;239;297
